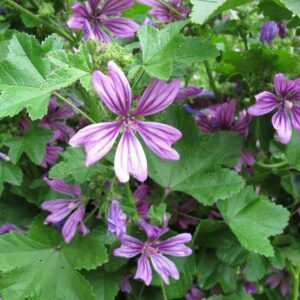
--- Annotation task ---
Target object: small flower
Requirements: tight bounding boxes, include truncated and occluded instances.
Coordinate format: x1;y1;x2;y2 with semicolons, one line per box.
40;98;75;142
0;152;10;162
70;61;182;183
67;0;140;43
260;21;286;45
108;199;127;238
0;224;24;235
114;216;192;285
248;73;300;144
133;184;151;220
175;86;204;102
41;178;89;243
40;145;63;168
245;282;257;294
120;275;132;293
138;0;189;23
265;269;292;297
185;284;205;300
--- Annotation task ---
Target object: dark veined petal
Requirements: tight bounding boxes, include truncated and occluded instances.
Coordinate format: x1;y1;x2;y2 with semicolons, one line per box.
43;178;82;198
134;79;180;116
272;107;292;144
92;61;132;115
103;18;140;39
248;92;280;116
137;121;181;160
114;234;144;258
101;0;135;15
274;73;299;98
174;86;203;102
134;255;153;286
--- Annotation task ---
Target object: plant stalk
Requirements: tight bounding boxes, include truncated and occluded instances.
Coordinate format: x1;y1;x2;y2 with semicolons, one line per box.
292;266;300;300
160;278;168;300
203;60;219;98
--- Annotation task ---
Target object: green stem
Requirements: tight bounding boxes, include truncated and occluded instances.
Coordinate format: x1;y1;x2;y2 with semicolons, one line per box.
132;69;145;91
256;161;289;169
177;212;201;222
160;278;168;300
124;181;133;202
203;60;219;98
4;0;75;43
156;0;186;19
137;284;145;300
292;266;300;300
84;206;99;223
53;92;96;124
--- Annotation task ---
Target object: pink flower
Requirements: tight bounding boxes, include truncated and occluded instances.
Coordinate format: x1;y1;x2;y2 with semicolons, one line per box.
70;61;182;183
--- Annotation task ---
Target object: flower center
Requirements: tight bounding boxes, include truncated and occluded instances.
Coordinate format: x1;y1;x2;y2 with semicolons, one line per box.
143;241;158;257
68;201;78;210
122;115;138;132
284;100;293;110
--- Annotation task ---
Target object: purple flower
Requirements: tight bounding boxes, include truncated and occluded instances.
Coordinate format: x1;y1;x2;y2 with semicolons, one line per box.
185;284;205;300
67;0;140;43
235;147;256;173
260;21;286;45
41;178;89;243
248;73;300;144
70;61;182;183
120;275;132;293
175;86;204;102
0;152;10;162
138;0;189;23
40;145;63;168
0;224;24;235
265;269;292;297
245;282;257;294
40;98;75;142
108;199;127;238
133;184;151;220
114;216;192;285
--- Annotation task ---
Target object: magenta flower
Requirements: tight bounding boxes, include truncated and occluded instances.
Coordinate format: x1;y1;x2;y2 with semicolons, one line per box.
120;276;132;293
245;282;257;294
67;0;140;43
248;73;300;144
114;217;192;285
69;61;181;183
185;284;205;300
0;224;24;235
133;184;151;220
108;199;127;238
260;21;286;45
40;98;75;142
138;0;189;23
175;85;204;102
40;145;63;168
265;269;292;297
41;178;89;243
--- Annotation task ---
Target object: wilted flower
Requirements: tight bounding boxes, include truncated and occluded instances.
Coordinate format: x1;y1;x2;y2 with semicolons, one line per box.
265;269;292;297
114;216;192;285
41;178;88;243
40;145;63;168
175;86;204;102
40;98;75;142
138;0;189;23
0;224;24;235
260;21;286;45
67;0;140;42
120;276;132;293
107;199;127;238
185;284;205;300
133;184;151;220
70;61;182;183
248;73;300;144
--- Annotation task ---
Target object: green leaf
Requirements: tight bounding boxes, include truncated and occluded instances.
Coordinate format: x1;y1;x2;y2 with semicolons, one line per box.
5;126;52;165
49;147;104;183
281;171;300;201
286;131;300;170
0;232;96;300
0;33;63;120
137;22;218;79
279;0;300;17
217;187;289;256
146;108;244;205
244;253;268;281
190;0;252;25
0;161;23;195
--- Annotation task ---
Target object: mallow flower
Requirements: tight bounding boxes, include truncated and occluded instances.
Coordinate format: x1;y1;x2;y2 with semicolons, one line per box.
138;0;189;23
67;0;140;43
260;21;286;45
114;216;192;285
107;199;127;238
69;61;182;183
248;73;300;144
40;145;64;168
41;178;89;243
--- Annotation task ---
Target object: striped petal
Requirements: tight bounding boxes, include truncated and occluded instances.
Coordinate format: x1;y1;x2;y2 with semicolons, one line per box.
114;234;144;258
137;121;181;160
103;18;140;39
248;92;280;116
134;79;180;116
272;108;292;144
44;178;81;197
101;0;135;14
135;254;152;286
92;61;132;115
69;122;122;167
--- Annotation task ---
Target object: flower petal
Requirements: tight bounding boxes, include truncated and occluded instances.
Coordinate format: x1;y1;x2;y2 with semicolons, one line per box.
291;106;300;131
92;24;111;43
114;132;147;183
43;178;81;198
248;92;280;116
67;3;90;29
157;233;192;257
108;199;127;238
134;255;152;286
216;99;237;128
114;234;144;258
92;62;132;115
174;86;203;102
150;253;179;284
88;0;100;11
272;107;292;144
101;0;135;14
137;121;181;160
134;79;180;116
103;18;140;39
274;73;297;98
69;122;121;167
